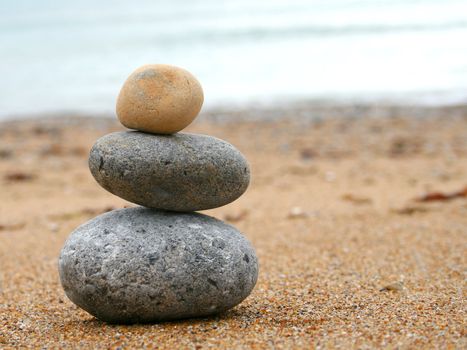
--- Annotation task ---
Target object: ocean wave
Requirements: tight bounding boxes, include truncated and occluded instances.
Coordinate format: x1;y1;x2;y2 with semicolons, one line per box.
142;21;467;44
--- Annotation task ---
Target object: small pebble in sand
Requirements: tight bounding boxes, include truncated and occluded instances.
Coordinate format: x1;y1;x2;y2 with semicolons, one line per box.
116;64;204;134
4;171;36;182
224;210;249;223
287;206;309;219
324;171;336;182
380;281;404;292
48;222;59;233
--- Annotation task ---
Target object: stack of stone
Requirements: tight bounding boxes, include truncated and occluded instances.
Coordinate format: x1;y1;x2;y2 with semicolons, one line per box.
58;65;258;324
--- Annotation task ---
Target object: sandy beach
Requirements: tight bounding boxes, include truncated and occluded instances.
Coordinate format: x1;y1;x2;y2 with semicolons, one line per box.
0;104;466;349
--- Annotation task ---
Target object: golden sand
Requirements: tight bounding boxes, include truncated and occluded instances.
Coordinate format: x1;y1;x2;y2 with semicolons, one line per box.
0;107;466;348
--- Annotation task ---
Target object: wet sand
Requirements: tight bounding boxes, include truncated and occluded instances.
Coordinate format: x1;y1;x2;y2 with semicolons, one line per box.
0;105;466;348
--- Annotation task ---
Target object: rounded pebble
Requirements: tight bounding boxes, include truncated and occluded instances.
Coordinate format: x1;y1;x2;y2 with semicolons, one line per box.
89;131;250;211
58;207;259;323
116;64;204;134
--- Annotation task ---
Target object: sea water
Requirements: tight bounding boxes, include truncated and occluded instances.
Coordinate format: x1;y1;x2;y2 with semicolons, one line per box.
1;0;467;118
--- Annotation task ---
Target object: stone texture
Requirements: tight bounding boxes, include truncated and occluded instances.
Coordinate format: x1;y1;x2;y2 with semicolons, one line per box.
58;207;259;324
89;131;250;211
116;64;204;134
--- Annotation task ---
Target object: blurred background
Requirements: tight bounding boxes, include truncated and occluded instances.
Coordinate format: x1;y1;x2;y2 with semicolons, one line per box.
1;0;467;118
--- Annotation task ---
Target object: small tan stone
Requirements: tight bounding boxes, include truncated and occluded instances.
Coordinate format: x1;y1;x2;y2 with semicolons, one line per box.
116;64;204;134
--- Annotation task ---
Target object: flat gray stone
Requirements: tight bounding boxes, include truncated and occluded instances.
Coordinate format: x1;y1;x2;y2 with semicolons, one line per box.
58;207;258;324
89;131;250;211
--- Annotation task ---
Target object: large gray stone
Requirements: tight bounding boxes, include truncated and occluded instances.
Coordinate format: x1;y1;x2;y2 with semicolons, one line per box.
58;207;258;324
89;131;250;211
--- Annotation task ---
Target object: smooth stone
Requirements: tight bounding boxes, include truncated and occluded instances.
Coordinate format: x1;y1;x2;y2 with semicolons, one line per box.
58;207;259;324
116;64;204;134
89;131;250;211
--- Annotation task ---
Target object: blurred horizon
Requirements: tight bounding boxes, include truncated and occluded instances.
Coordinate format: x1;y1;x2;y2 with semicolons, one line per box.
1;0;467;119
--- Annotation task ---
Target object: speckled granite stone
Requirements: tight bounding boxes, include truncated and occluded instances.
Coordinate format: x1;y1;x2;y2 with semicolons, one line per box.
89;131;250;212
58;207;258;324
